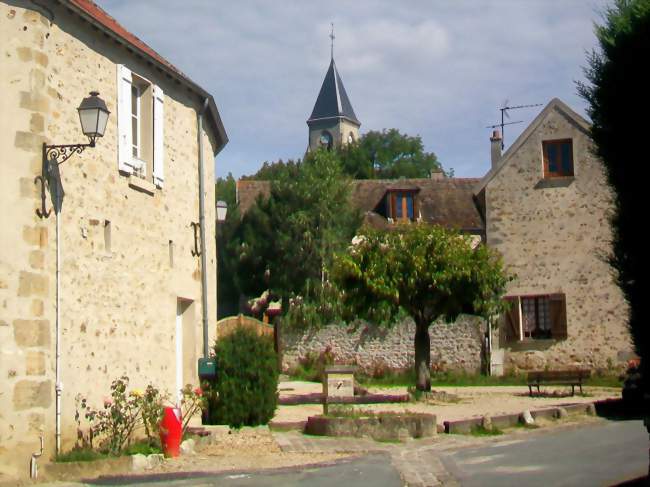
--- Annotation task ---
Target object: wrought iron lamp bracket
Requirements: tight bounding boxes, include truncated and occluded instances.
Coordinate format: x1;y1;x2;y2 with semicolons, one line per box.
35;139;95;219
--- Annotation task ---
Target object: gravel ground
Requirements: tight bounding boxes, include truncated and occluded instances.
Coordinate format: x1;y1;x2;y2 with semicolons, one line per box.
274;381;620;424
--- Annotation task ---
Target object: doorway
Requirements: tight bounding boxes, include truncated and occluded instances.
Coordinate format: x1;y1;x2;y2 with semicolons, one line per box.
175;298;196;406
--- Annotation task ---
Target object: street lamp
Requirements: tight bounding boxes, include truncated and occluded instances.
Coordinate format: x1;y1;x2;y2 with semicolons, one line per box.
37;91;110;218
216;200;228;222
33;91;109;456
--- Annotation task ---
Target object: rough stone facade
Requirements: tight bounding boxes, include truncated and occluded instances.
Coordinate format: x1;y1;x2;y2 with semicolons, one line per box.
281;315;486;375
1;2;222;479
479;99;632;372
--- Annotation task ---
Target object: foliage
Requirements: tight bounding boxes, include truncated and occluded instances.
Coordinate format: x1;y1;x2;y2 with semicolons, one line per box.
215;172;237;208
287;346;336;382
180;384;207;437
55;447;108;463
338;129;442;179
332;224;510;391
578;0;648;397
208;327;279;427
241;158;302;181
234;150;361;308
140;384;166;447
75;376;166;455
123;441;163;456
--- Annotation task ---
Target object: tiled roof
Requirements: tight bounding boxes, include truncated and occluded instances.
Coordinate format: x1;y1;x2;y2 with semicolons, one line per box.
68;0;184;77
237;177;484;233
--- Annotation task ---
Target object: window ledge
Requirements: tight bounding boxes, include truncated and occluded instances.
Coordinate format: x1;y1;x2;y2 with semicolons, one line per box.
507;338;561;352
128;176;156;195
535;177;575;189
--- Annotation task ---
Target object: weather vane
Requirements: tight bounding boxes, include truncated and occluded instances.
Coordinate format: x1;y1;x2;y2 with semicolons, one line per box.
330;22;335;60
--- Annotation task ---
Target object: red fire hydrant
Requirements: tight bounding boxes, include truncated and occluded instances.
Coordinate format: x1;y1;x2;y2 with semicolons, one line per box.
159;407;182;457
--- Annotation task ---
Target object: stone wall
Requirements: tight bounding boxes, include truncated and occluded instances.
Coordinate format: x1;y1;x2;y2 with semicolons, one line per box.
484;100;632;372
0;2;219;479
281;315;486;374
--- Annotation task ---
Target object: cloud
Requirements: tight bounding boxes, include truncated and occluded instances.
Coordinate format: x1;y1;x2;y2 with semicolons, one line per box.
99;0;608;178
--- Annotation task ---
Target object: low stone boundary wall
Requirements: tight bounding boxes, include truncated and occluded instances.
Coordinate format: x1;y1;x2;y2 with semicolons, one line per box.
443;402;597;434
281;315;486;374
305;413;436;441
279;393;410;405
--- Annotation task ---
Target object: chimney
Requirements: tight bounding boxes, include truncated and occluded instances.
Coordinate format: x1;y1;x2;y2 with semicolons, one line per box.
490;130;502;169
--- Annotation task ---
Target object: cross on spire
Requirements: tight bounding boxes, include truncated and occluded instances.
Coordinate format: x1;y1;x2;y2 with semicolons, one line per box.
329;22;335;60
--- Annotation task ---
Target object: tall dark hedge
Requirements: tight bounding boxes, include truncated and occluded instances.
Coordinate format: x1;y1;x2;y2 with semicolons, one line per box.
579;0;648;392
209;327;278;427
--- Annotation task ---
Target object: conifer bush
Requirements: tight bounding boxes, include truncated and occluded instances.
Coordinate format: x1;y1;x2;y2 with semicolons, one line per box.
208;327;278;427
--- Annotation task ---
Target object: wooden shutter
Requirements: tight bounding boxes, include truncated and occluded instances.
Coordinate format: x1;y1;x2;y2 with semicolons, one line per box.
504;297;520;343
549;294;568;339
152;84;165;188
116;65;133;174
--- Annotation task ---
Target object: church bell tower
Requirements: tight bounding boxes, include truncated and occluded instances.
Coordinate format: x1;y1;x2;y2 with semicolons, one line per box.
307;25;360;152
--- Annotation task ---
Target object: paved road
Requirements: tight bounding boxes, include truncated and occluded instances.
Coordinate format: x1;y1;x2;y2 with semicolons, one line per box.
440;420;648;487
87;453;402;486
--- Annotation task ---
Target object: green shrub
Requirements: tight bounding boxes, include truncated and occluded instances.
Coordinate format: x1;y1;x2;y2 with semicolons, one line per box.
208;327;279;427
55;447;108;463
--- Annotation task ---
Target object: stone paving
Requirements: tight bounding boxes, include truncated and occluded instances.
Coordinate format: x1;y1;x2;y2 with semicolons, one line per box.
274;431;475;486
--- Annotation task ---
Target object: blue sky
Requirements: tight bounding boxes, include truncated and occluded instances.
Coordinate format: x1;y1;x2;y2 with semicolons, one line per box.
100;0;608;179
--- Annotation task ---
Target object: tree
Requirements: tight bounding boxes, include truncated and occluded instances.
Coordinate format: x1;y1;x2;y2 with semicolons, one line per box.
215;172;237;207
578;0;649;443
338;129;443;179
234;150;361;306
332;224;510;391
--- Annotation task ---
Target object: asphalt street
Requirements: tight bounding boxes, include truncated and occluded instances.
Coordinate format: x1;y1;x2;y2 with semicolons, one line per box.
87;453;402;487
440;419;648;487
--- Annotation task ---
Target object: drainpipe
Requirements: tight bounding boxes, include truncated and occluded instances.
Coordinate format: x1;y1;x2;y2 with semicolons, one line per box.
198;98;210;358
55;206;62;454
30;434;44;479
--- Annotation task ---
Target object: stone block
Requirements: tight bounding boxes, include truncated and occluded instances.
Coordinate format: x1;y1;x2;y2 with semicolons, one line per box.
29;251;44;269
22;226;48;248
31;299;44;317
20;177;40;199
17;47;32;62
13;380;52;410
20;91;49;112
15;131;47;153
26;351;46;375
18;271;48;297
29;113;44;133
13;319;50;347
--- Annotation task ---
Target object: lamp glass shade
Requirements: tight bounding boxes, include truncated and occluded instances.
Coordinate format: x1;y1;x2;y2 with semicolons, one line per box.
77;91;110;138
216;201;228;222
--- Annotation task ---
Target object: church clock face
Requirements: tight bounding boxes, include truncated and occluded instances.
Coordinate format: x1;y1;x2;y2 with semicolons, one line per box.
319;132;332;147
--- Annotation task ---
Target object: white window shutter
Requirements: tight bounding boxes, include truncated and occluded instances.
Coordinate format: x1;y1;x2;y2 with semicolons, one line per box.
116;64;133;174
153;84;165;188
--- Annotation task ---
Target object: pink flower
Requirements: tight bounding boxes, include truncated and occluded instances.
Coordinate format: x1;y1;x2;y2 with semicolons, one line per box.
103;397;113;407
194;387;203;397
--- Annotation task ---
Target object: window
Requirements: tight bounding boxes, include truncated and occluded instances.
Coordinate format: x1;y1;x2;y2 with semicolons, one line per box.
388;191;417;221
117;65;165;188
543;139;573;178
504;294;567;342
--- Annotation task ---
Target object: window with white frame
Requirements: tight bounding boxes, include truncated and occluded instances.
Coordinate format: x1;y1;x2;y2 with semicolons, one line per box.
117;64;165;188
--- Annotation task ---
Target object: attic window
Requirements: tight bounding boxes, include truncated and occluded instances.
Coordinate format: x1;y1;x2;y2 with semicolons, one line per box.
387;191;417;221
543;139;573;178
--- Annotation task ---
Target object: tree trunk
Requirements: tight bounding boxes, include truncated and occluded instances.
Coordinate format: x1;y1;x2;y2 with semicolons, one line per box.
414;321;431;391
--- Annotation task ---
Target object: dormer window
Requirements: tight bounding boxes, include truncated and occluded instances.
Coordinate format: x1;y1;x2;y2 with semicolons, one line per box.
387;190;418;221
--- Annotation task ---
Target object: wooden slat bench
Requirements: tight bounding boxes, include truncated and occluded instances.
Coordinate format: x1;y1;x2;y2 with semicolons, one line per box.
527;369;591;396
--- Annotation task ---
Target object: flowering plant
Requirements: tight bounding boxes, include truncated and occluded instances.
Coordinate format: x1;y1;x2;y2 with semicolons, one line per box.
180;384;207;437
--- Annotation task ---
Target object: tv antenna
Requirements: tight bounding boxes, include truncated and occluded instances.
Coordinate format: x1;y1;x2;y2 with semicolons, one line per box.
492;100;543;149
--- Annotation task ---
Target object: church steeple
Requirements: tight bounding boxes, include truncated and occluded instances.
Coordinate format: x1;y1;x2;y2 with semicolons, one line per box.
307;25;360;152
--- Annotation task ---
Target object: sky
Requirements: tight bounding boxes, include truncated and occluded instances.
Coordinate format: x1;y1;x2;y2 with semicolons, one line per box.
99;0;609;179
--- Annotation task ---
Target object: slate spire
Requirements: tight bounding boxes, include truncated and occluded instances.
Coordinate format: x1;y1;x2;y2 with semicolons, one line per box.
307;58;360;126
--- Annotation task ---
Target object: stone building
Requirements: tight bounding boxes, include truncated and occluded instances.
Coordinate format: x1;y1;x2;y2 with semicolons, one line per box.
0;0;227;479
474;98;632;372
237;87;633;376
